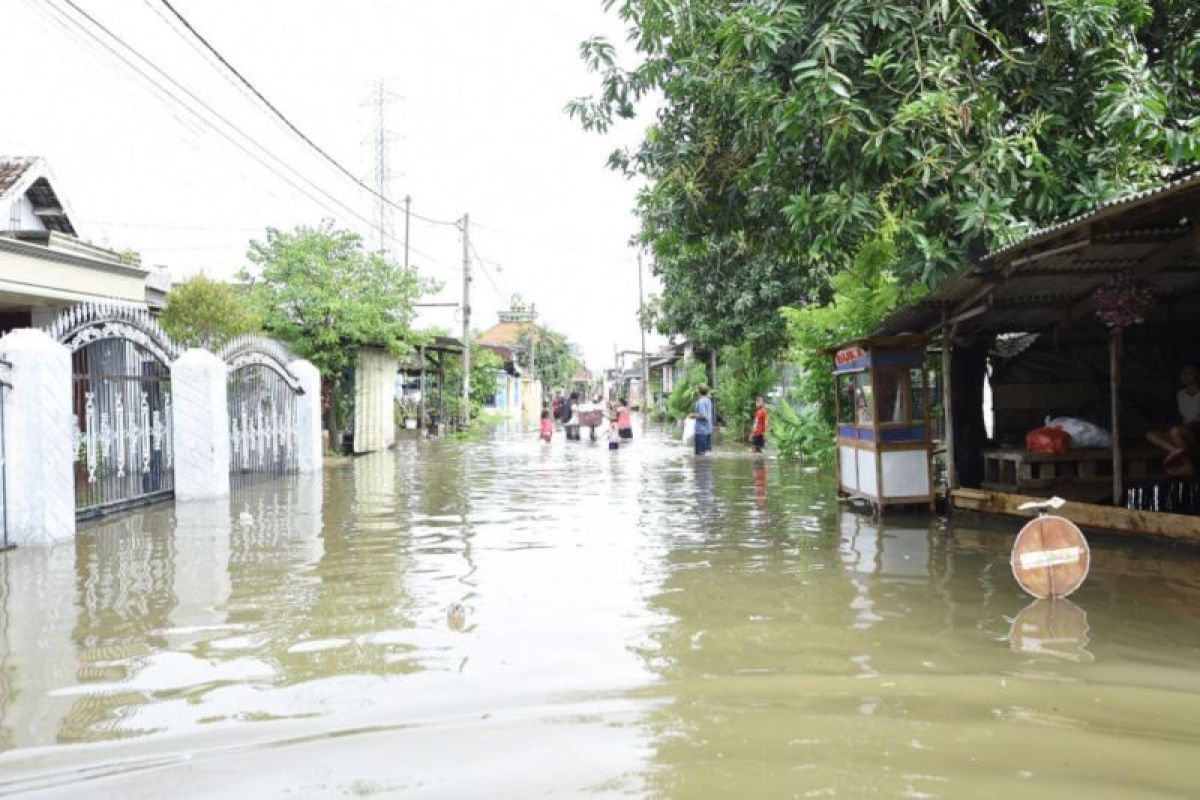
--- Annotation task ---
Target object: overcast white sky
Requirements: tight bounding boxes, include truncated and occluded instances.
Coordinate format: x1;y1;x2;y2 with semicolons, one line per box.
0;0;662;369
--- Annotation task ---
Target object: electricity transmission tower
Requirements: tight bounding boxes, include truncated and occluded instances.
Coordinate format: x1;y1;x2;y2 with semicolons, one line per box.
363;80;403;257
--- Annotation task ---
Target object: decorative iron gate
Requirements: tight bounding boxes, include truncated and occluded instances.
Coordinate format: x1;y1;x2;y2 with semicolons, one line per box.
220;336;303;488
47;304;178;519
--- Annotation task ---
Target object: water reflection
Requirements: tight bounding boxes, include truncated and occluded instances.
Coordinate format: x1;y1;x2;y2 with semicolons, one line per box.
1009;599;1093;663
635;499;1200;798
0;539;79;750
0;430;1198;798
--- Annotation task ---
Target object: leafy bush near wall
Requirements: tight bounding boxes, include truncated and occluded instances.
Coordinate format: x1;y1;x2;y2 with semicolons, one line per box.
769;391;834;466
715;343;777;441
666;360;709;422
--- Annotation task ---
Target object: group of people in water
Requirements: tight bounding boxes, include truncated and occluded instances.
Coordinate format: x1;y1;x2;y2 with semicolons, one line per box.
541;392;634;451
537;385;770;457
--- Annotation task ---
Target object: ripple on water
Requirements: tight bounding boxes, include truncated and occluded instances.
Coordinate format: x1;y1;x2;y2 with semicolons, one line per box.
0;427;1198;798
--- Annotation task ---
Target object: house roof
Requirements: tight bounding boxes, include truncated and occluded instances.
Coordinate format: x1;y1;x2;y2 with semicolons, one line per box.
0;157;36;196
877;164;1200;338
0;156;78;236
477;320;532;348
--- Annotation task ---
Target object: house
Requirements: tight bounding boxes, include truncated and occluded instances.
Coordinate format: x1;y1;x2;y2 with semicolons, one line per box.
477;295;543;417
648;341;687;397
479;342;525;418
0;156;152;330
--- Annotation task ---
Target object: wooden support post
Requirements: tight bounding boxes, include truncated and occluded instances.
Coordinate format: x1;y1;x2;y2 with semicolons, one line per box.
418;345;426;432
438;354;446;432
1110;330;1123;505
941;323;957;490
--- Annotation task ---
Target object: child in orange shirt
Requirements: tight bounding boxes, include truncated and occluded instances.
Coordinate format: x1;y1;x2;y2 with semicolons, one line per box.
539;409;553;442
751;396;768;453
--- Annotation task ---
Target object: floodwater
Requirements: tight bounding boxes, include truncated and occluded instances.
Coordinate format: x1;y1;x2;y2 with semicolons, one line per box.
1;425;1199;799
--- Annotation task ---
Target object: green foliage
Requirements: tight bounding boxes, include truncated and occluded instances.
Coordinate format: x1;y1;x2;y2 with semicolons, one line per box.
243;221;430;380
780;223;915;431
444;343;504;423
714;343;777;440
519;327;583;393
769;393;834;465
571;0;1200;348
160;275;259;349
666;360;709;422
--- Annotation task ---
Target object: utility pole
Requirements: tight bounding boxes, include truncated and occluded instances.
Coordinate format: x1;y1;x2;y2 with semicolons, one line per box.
460;213;472;428
638;253;650;420
403;194;411;270
529;302;538;386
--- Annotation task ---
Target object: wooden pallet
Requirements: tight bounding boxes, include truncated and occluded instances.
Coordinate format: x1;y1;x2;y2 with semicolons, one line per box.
952;488;1200;544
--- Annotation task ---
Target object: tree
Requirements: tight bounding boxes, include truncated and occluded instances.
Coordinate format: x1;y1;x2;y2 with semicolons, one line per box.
666;360;709;422
243;221;429;446
160;275;260;350
571;0;1200;349
715;343;778;440
517;326;582;394
776;221;915;458
444;342;504;425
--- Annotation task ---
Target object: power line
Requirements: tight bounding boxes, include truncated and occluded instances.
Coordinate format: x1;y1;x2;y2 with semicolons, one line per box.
44;0;459;274
156;0;460;229
468;240;506;302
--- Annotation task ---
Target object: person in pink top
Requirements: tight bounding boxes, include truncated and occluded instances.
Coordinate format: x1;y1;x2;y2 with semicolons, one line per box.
539;409;553;442
617;397;633;441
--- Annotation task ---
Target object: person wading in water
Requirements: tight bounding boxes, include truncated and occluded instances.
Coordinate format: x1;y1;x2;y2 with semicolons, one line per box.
563;391;581;441
692;384;714;456
617;398;633;441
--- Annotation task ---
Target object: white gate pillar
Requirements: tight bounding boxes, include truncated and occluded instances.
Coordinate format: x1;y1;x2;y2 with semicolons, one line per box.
172;349;230;500
1;329;74;546
290;359;322;473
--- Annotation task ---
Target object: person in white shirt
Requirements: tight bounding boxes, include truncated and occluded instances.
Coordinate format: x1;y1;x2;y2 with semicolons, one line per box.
1148;365;1200;468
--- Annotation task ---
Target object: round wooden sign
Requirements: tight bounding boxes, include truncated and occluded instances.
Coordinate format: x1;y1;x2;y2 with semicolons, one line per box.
1010;515;1090;599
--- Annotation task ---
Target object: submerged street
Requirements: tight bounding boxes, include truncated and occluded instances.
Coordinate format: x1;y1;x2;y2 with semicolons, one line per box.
1;425;1199;798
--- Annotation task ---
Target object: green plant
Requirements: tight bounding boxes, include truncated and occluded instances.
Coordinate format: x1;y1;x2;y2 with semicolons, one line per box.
160;275;260;349
714;343;777;440
443;343;503;424
769;394;834;466
243;221;432;444
779;219;914;432
666;360;709;422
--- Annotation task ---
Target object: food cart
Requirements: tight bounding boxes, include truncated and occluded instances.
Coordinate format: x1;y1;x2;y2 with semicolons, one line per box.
831;335;934;511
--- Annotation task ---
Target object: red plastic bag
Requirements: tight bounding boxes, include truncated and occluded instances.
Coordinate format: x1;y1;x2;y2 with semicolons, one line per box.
1026;426;1072;455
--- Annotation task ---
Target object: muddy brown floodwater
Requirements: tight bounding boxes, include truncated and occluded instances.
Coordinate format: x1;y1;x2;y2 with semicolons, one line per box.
1;425;1199;798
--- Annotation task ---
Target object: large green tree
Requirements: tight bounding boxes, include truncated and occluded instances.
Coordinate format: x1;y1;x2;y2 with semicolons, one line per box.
518;327;584;394
243;221;428;443
571;0;1200;349
160;274;260;349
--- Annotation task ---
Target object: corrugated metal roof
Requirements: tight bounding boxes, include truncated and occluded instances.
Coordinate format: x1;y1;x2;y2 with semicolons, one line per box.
986;164;1200;261
877;164;1200;337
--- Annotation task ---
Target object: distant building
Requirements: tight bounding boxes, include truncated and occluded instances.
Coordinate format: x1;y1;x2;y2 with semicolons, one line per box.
478;295;544;418
0;156;155;332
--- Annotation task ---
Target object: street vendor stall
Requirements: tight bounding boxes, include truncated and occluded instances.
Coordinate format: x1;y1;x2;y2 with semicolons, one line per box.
872;164;1200;542
832;335;935;511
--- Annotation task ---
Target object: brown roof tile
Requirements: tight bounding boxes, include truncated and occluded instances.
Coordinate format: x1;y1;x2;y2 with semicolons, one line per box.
0;156;36;197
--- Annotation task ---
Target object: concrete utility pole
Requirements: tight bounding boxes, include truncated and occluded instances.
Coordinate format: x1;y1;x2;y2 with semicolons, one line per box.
638;253;650;419
529;303;538;384
460;213;472;428
403;194;411;270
